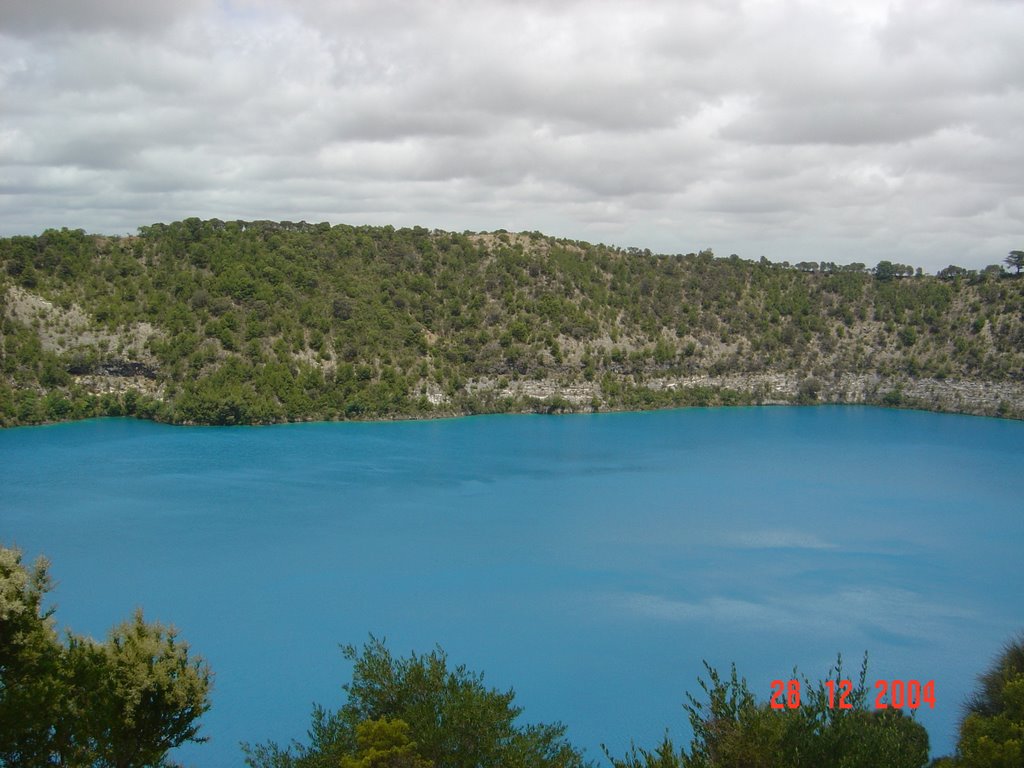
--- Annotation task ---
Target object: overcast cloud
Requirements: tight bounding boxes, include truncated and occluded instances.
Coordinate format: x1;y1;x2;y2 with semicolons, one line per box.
1;0;1022;270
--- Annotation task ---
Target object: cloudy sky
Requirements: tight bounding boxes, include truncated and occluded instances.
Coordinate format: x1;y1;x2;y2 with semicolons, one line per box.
2;0;1022;271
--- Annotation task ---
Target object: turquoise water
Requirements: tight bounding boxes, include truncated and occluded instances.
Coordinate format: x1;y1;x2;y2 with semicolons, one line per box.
2;406;1022;766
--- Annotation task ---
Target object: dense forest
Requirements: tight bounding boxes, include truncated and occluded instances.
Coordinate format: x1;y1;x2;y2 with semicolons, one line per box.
3;545;1023;768
1;219;1022;426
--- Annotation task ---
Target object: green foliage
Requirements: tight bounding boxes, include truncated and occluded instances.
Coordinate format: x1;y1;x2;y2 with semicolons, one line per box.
606;655;929;768
243;636;585;768
875;261;915;281
0;547;61;766
0;544;211;768
340;719;433;768
954;635;1024;767
2;220;1023;426
939;266;970;281
78;610;212;768
796;377;822;404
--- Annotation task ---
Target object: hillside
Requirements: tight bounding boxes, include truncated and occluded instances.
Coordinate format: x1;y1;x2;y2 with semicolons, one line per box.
1;218;1022;426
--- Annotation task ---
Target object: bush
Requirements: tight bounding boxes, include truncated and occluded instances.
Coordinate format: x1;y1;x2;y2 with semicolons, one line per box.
242;636;585;768
954;634;1024;767
0;545;212;768
606;654;929;768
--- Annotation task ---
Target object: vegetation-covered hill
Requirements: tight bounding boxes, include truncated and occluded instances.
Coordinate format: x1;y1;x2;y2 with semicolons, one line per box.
1;218;1022;426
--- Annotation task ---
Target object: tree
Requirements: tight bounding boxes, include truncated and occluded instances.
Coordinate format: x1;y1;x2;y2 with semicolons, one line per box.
0;545;212;768
938;265;969;281
1004;251;1024;276
0;547;63;766
954;634;1024;767
76;610;213;768
605;654;929;768
982;264;1006;280
875;261;914;281
340;718;432;768
243;636;585;768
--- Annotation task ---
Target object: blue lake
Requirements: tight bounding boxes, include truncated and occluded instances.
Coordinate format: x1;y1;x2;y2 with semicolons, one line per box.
2;406;1023;766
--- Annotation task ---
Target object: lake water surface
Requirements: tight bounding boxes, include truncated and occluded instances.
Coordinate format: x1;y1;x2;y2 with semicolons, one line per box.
2;406;1022;766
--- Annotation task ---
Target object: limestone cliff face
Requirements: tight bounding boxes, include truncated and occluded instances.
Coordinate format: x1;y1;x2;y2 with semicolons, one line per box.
456;373;1024;419
3;285;164;400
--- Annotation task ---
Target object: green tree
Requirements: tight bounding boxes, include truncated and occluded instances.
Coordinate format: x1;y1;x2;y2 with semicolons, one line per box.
875;261;914;281
339;718;432;768
606;655;929;768
0;547;63;766
0;545;212;768
1004;251;1024;276
678;662;786;768
76;610;212;768
955;634;1024;767
243;636;585;768
938;265;969;281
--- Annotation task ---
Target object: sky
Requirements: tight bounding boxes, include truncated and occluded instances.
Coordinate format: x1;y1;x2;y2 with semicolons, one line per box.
1;0;1022;272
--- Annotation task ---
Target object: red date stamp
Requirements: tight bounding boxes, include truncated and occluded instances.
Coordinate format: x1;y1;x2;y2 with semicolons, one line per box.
769;679;935;710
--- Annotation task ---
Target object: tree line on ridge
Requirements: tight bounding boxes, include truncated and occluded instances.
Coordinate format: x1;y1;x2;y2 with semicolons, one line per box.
2;220;1022;426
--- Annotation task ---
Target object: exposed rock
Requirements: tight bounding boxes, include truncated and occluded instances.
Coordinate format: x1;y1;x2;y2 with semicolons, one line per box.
3;286;162;364
460;372;1024;419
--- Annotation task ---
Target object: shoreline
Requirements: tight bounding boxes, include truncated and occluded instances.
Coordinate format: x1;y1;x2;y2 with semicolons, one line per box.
5;373;1022;429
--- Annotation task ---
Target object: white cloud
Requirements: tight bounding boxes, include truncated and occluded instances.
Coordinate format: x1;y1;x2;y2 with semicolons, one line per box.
1;0;1022;269
603;585;975;643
